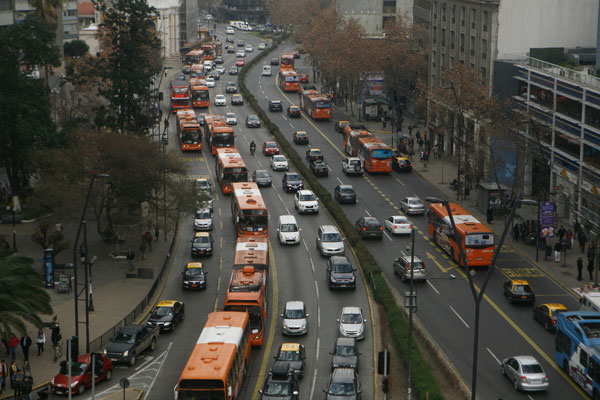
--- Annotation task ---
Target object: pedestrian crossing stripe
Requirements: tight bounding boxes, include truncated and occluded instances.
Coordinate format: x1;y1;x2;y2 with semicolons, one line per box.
188;174;210;180
180;157;204;162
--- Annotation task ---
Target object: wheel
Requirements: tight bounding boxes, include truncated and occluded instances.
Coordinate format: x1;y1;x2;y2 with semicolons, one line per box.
105;369;113;381
501;365;505;376
513;378;519;391
594;389;600;400
149;338;157;351
129;353;136;366
563;360;569;374
78;384;85;395
544;321;550;331
393;266;398;275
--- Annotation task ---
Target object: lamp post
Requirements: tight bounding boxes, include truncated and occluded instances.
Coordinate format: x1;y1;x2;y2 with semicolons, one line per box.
162;118;169;240
384;57;397;150
444;83;468;201
5;204;19;251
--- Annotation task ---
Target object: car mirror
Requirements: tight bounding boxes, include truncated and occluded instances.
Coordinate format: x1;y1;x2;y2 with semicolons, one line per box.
323;389;327;393
280;314;284;318
329;351;333;355
259;390;263;394
277;228;280;232
357;390;362;394
353;268;357;272
306;313;310;317
363;319;367;322
299;228;302;231
293;391;299;396
336;319;340;322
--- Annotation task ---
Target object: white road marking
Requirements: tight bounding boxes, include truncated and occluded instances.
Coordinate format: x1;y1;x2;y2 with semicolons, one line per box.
134;356;155;371
303;238;309;252
142;342;173;400
310;369;318;400
427;280;440;294
257;159;263;168
289;122;294;128
383;231;393;242
314;280;319;299
327;165;332;171
449;306;470;328
282;115;288;121
336;176;344;185
317;306;321;327
487;347;502;365
310;257;315;272
364;209;371;216
315;337;320;360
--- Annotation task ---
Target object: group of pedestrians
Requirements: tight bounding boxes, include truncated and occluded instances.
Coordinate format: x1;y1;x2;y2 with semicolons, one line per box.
0;359;33;399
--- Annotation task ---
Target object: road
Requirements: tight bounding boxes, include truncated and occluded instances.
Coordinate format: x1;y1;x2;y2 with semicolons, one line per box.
243;40;588;399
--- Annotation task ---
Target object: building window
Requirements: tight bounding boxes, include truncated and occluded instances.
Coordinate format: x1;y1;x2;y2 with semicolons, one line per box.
471;8;476;29
461;6;465;26
433;26;437;44
480;67;486;79
586;105;600;130
529;84;554;110
555;132;580;158
556;95;582;120
451;5;456;23
0;0;11;11
450;31;455;49
460;33;465;52
442;3;446;21
481;39;487;59
433;1;437;19
470;63;475;69
441;28;445;46
483;11;489;32
584;143;600;169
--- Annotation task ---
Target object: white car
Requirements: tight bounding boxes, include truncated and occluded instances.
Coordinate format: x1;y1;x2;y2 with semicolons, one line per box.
215;67;225;75
342;157;363;175
294;190;319;214
337;306;366;340
225;112;237;125
193;208;213;231
236;51;245;58
281;301;309;335
205;77;215;88
214;94;226;106
271;155;289;171
226;27;235;34
245;45;253;52
399;196;425;215
385;215;412;235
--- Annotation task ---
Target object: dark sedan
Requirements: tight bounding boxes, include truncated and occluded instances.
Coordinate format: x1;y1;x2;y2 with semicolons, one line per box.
334;184;357;204
282;172;304;192
355;216;384;240
246;115;261;128
293;131;309;145
252;169;272;187
147;300;185;332
326;256;356;290
311;160;329;177
191;232;214;257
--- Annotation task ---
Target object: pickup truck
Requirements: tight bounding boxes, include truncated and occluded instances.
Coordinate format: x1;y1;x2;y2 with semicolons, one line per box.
103;324;158;366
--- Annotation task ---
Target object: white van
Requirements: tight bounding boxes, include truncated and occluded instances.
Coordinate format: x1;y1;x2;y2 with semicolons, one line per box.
262;65;272;76
277;215;301;245
203;60;213;71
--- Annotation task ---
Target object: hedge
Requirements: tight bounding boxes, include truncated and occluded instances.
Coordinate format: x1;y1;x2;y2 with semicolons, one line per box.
239;37;444;400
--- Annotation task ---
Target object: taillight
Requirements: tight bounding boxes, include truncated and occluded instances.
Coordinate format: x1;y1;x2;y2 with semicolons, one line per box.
520;376;527;382
551;318;556;325
409;225;412;229
380;226;383;230
362;227;366;231
393;225;397;229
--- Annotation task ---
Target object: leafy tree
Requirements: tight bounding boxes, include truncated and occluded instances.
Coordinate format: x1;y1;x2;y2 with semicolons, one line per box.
0;14;60;201
64;40;89;58
0;242;53;339
92;0;161;134
31;221;70;256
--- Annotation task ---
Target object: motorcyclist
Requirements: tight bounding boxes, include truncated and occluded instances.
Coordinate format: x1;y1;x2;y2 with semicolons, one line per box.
250;140;256;154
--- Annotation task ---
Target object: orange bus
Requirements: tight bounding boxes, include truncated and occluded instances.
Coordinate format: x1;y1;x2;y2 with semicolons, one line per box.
204;115;235;154
170;80;190;113
176;110;203;151
233;236;269;273
191;84;209;108
343;124;371;156
182;49;203;74
190;63;204;78
280;52;294;71
215;148;248;194
231;182;268;238
427;202;495;267
223;266;267;346
300;92;332;120
278;70;299;92
357;136;392;173
174;311;251;400
201;41;223;61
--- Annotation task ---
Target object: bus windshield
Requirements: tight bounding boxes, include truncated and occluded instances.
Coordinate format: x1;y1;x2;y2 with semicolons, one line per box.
285;75;298;82
371;149;392;159
222;168;247;183
465;233;494;247
212;133;234;147
316;100;331;108
182;131;202;144
192;91;209;100
238;215;268;232
173;87;188;95
223;305;262;333
178;390;225;400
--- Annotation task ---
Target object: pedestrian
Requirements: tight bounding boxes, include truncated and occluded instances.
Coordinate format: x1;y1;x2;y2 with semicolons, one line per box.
575;220;582;236
8;361;16;390
554;241;562;263
424;131;428;142
35;330;45;356
513;223;520;242
0;185;6;203
0;359;7;395
487;206;494;224
566;229;574;249
19;335;31;362
579;231;587;253
140;240;148;260
8;335;18;361
20;375;32;400
588;243;596;265
418;137;424;151
145;231;153;252
577;256;584;280
558;225;566;241
589;257;595;281
381;116;386;130
433;143;439;159
415;130;421;140
11;368;23;399
22;360;31;378
408;145;414;160
420;150;424;163
126;249;135;270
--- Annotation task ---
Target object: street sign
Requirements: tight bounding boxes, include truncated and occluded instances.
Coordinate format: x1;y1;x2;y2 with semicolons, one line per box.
357;100;363;105
119;378;130;389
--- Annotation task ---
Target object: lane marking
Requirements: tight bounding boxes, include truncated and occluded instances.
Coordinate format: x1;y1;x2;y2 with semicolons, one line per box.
134;356;155;371
316;337;320;360
395;178;405;186
364;209;371;216
310;257;315;273
383;231;393;242
336;176;344;185
427;280;440;295
310;369;318;400
314;280;319;299
426;251;456;273
449;305;470;328
141;343;172;400
303;238;309;253
317;306;321;327
487;347;501;365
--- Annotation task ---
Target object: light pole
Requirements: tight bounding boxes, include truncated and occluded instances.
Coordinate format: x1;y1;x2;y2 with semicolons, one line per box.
162;118;169;240
444;83;468;201
384;57;397;150
5;204;19;251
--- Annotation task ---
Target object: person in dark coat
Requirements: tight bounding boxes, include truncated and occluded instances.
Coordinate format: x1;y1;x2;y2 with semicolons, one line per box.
577;256;584;280
512;223;520;242
19;335;31;361
558;226;566;241
589;257;596;281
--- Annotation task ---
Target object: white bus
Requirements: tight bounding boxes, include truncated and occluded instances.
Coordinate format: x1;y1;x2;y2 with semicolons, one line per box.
574;286;600;311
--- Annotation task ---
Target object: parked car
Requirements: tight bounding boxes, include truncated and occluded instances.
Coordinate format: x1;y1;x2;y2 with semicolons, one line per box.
146;300;185;332
263;141;280;156
274;343;306;379
182;262;207;290
51;353;113;395
355;216;383;240
226;81;238;93
288;106;301;118
503;279;535;304
103;324;158;366
253;169;273;187
281;301;309;335
246;115;261;128
342;157;363;175
334;185;357;204
191;231;214;257
393;255;428;282
330;337;359;371
337;307;366;340
293;130;309;144
323;368;362;399
271;155;289;171
399;197;425;215
532;303;568;331
294;190;319;214
310;160;329;177
306;148;323;163
282;172;304;192
326;256;356;290
231;94;244;105
501;355;549;391
269;100;283;112
259;362;300;400
385;215;412;235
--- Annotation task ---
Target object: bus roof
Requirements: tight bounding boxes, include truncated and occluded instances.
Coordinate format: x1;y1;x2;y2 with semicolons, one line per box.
557;311;600;349
179;342;236;381
176;109;197;121
232;182;266;209
358;136;390;149
429;202;492;235
216;148;241;158
229;266;265;292
280;70;297;76
170;80;188;88
235;237;269;252
191;85;209;90
221;157;246;169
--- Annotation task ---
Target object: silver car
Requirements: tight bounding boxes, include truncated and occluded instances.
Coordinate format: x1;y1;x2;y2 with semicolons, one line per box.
193;208;213;231
316;225;345;256
501;355;549;391
281;301;309;335
399;196;425;215
393;255;427;282
337;306;366;340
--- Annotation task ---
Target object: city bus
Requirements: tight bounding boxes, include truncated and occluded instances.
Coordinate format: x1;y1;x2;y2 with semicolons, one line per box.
233;236;269;274
300;91;332;120
202;42;223;60
215;148;248;194
191;84;209;108
356;136;392;173
204;114;235;154
231;182;268;238
170;80;190;113
223;266;267;346
343;124;371;156
176;110;202;151
278;70;299;92
174;311;251;400
427;202;494;267
190;64;204;79
574;286;600;311
555;311;600;398
182;49;203;74
280;53;294;71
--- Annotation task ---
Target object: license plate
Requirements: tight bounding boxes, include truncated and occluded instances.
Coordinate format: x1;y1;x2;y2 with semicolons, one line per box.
521;296;527;299
191;284;198;287
110;358;118;362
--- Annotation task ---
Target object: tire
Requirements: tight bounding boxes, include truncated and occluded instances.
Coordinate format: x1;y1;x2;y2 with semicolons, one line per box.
594;389;600;400
129;353;136;367
105;369;113;381
149;338;157;351
78;384;85;395
501;365;506;376
513;378;519;391
563;360;569;374
354;165;361;172
544;321;550;331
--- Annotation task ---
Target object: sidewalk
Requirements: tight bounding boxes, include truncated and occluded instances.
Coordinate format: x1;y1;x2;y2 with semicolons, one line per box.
0;215;173;399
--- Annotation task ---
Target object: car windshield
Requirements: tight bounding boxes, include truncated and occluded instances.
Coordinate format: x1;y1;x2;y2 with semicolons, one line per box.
394;218;407;224
328;382;356;395
280;224;298;232
407;261;425;270
60;361;88;376
279;350;301;361
323;233;342;242
273;156;286;162
314;162;326;168
265;143;277;148
195;210;211;219
311;150;322;156
263;381;291;396
409;199;422;205
340;188;354;194
522;363;544;374
366;220;381;227
256;171;270;178
300;193;315;201
284;308;305;319
513;284;533;293
152;307;173;316
248;116;258;121
226;113;236;118
287;174;300;180
194;236;211;244
341;313;362;324
195;181;209;190
185;268;204;276
332;262;353;273
112;332;135;344
336;344;357;356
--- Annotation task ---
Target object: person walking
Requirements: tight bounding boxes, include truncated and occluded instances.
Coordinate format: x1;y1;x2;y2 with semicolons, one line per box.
8;335;18;361
22;360;31;378
558;225;566;241
577;256;584;280
513;223;520;242
588;243;596;267
566;229;574;249
11;368;23;400
8;361;16;390
35;330;45;356
145;231;153;252
381;115;387;130
579;231;588;253
589;256;596;281
126;249;135;270
19;335;31;362
0;359;7;395
20;374;32;400
140;239;148;260
554;241;562;263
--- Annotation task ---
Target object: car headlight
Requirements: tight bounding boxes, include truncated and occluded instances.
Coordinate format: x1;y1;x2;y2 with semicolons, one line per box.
283;324;288;330
301;324;306;330
51;378;55;385
330;276;337;282
71;381;79;387
350;276;356;282
164;322;172;326
123;350;129;357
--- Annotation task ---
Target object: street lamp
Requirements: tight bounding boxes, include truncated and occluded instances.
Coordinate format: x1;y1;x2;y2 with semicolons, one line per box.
5;204;19;251
444;83;468;201
425;194;523;400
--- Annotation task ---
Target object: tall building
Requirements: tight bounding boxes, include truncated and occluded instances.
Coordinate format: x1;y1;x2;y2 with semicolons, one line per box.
218;0;268;24
336;0;413;36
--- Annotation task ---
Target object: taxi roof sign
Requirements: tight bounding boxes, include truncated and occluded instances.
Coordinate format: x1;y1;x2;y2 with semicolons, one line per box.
280;343;301;351
157;300;177;307
195;232;210;237
186;262;204;269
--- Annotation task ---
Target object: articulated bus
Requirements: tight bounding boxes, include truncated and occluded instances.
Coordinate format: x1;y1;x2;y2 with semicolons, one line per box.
233;237;269;274
176;110;202;151
204;115;235;154
223;266;267;346
280;53;294;71
427;202;494;267
357;136;392;173
182;49;203;74
215;148;248;194
278;70;299;92
231;182;268;238
299;90;332;120
170;80;190;113
343;124;371;156
174;311;251;400
191;84;209;108
555;311;600;398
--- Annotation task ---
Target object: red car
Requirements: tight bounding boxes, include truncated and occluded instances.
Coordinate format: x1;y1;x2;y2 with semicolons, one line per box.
235;58;246;67
51;353;113;395
298;73;309;83
263;141;280;156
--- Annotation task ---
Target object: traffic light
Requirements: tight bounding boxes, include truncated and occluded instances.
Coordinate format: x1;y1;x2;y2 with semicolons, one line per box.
382;376;389;393
378;350;390;375
69;336;79;362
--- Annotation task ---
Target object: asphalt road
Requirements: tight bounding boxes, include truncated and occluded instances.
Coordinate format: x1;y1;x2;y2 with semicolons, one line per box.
81;29;376;400
245;40;589;399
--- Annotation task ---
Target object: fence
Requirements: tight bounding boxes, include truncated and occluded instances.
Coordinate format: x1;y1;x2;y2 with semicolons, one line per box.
88;214;180;353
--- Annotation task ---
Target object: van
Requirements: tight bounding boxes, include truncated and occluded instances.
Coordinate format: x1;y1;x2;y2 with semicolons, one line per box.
277;215;301;245
262;65;272;76
316;225;345;256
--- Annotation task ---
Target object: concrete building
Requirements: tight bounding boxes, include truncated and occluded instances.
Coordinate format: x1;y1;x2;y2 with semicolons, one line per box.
147;0;183;59
218;0;268;25
63;1;79;41
336;0;413;35
77;1;95;28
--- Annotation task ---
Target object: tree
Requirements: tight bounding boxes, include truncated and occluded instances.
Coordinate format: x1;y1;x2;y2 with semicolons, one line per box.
0;242;53;340
31;221;70;256
0;14;60;202
64;40;89;58
92;0;162;134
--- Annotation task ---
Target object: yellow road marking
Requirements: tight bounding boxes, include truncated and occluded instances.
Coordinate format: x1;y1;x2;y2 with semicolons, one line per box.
426;251;456;273
395;178;405;186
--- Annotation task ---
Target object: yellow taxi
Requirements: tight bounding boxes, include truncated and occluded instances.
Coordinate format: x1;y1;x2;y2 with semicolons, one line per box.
182;262;207;290
274;343;306;378
147;300;185;332
533;303;567;330
392;156;412;172
503;279;535;304
335;120;350;133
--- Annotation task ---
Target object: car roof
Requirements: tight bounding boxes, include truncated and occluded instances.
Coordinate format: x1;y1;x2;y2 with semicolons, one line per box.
540;303;567;311
363;216;381;223
406;196;422;201
309;148;321;152
285;300;305;309
185;262;204;269
400;255;423;263
120;324;145;334
330;255;350;264
297;189;314;196
271;361;292;379
341;306;361;314
510;279;530;285
331;367;356;381
320;225;340;233
512;355;541;365
391;215;408;221
338;185;354;190
335;337;356;346
290;106;300;109
270;100;281;104
156;300;178;308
